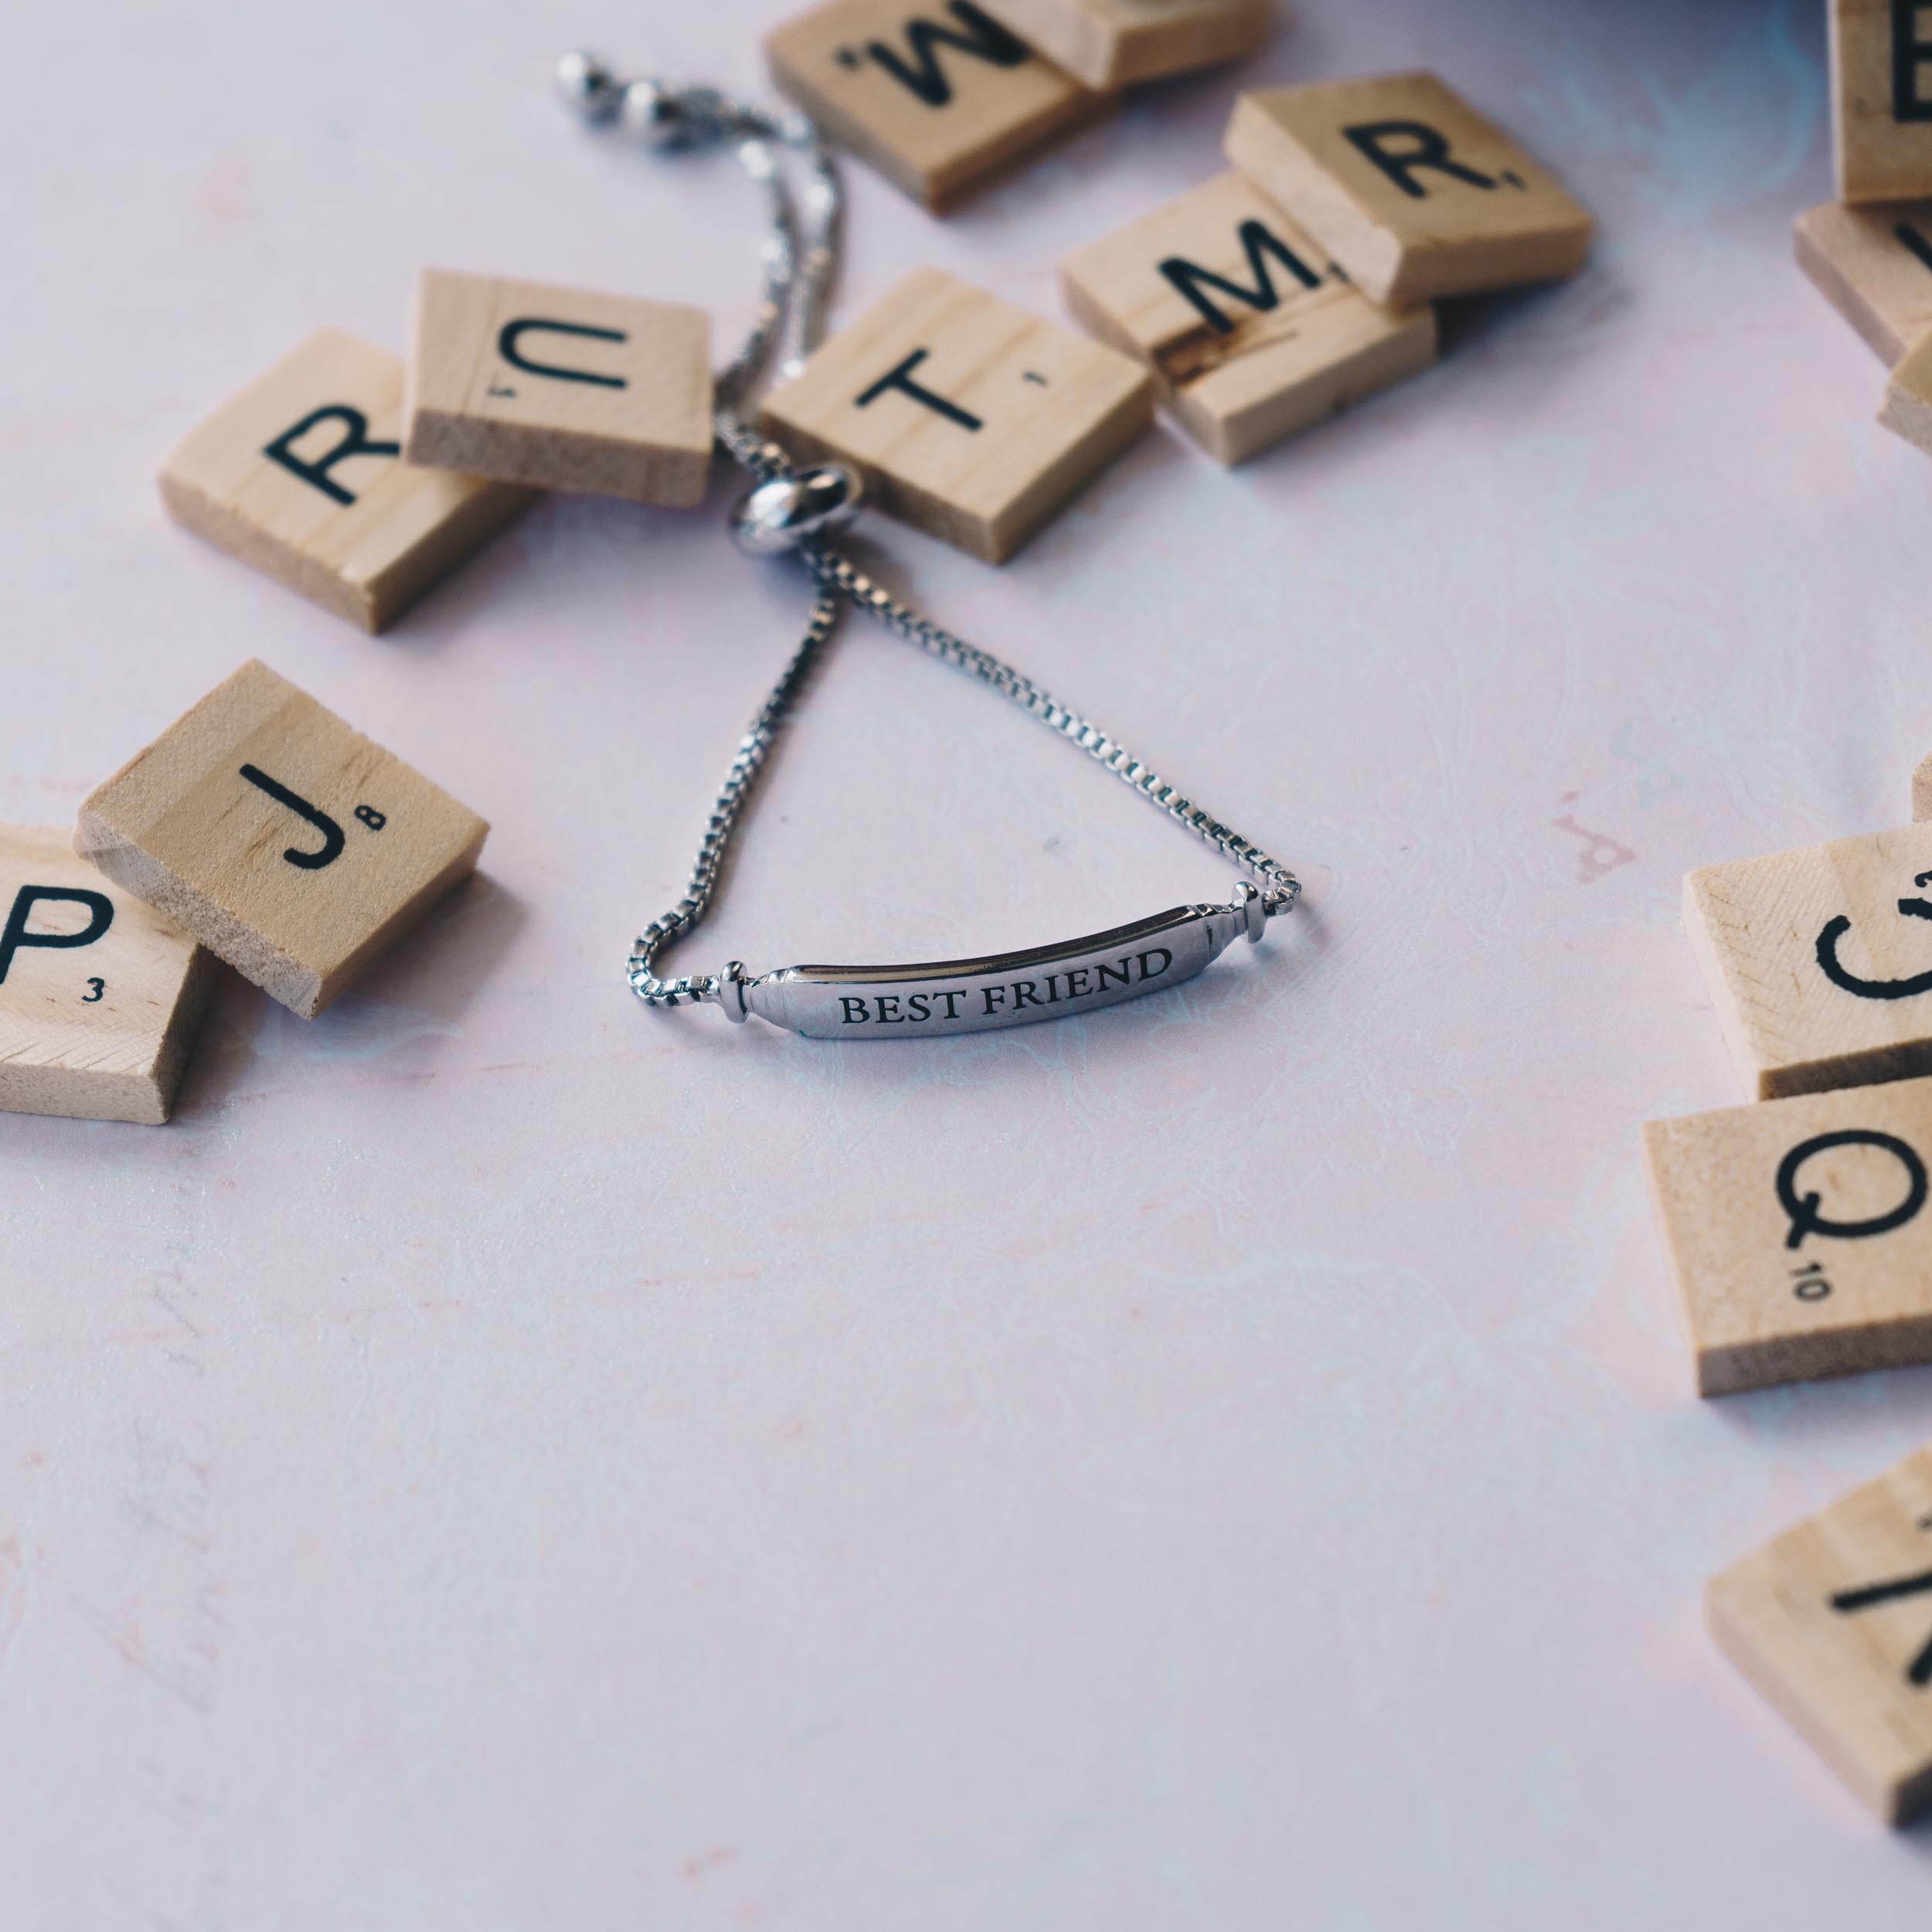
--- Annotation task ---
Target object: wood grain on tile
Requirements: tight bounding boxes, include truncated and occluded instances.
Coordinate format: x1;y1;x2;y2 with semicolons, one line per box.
404;271;713;504
978;0;1272;90
1710;1445;1932;1824
77;661;487;1020
1832;0;1932;203
1683;822;1932;1100
1645;1073;1932;1395
0;824;216;1124
765;0;1107;210
1794;198;1932;362
1060;168;1435;464
760;264;1153;561
1223;72;1593;304
158;328;532;633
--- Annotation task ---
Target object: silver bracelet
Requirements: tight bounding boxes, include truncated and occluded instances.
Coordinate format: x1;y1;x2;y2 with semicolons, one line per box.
556;56;1301;1040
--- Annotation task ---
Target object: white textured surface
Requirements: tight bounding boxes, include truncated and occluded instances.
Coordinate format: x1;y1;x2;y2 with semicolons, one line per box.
7;0;1932;1923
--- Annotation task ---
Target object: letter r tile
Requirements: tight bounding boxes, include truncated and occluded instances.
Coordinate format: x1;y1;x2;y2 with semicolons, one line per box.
1709;1445;1932;1824
1644;1073;1932;1394
1223;72;1592;304
403;271;714;505
1682;822;1932;1100
158;328;533;632
0;825;215;1124
759;266;1152;562
77;661;487;1020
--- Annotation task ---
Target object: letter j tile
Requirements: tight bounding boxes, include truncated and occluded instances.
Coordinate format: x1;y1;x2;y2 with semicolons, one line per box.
77;661;488;1020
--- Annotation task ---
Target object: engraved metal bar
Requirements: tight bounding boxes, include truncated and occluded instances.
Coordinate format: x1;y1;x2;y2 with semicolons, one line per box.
731;894;1260;1039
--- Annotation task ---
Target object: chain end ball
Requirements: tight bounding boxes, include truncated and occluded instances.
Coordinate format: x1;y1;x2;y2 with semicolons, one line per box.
553;53;713;150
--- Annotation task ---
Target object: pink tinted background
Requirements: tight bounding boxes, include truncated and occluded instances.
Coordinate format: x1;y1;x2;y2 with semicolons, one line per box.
5;0;1930;1923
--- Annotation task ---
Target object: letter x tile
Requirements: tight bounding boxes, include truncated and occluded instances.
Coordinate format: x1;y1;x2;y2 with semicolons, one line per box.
1710;1445;1932;1824
1644;1073;1932;1395
77;661;487;1019
759;265;1153;562
159;328;533;632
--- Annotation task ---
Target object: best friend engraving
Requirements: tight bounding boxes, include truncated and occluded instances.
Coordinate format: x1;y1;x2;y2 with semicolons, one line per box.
836;946;1175;1026
743;901;1253;1039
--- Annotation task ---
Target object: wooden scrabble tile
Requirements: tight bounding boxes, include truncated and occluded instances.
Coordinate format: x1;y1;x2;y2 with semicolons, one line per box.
403;271;713;505
0;825;216;1126
765;0;1108;212
1832;0;1932;204
1683;821;1932;1100
77;662;487;1021
1644;1074;1932;1396
1223;72;1593;305
976;0;1273;90
760;265;1154;561
1794;199;1932;362
159;328;533;634
1709;1445;1932;1824
1914;750;1932;822
1058;170;1435;464
1879;325;1932;453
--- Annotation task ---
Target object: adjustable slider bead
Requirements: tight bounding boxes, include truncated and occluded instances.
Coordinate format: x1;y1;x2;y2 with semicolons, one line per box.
555;50;621;121
617;79;685;148
718;961;752;1023
730;464;866;555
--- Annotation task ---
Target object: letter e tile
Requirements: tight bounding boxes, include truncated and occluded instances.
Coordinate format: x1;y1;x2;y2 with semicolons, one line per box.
1223;72;1592;304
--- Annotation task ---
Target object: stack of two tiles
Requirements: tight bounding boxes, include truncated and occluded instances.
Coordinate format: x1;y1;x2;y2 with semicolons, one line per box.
1797;0;1932;449
1060;71;1593;465
1;662;488;1127
767;0;1280;212
162;276;717;633
1648;774;1932;1823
